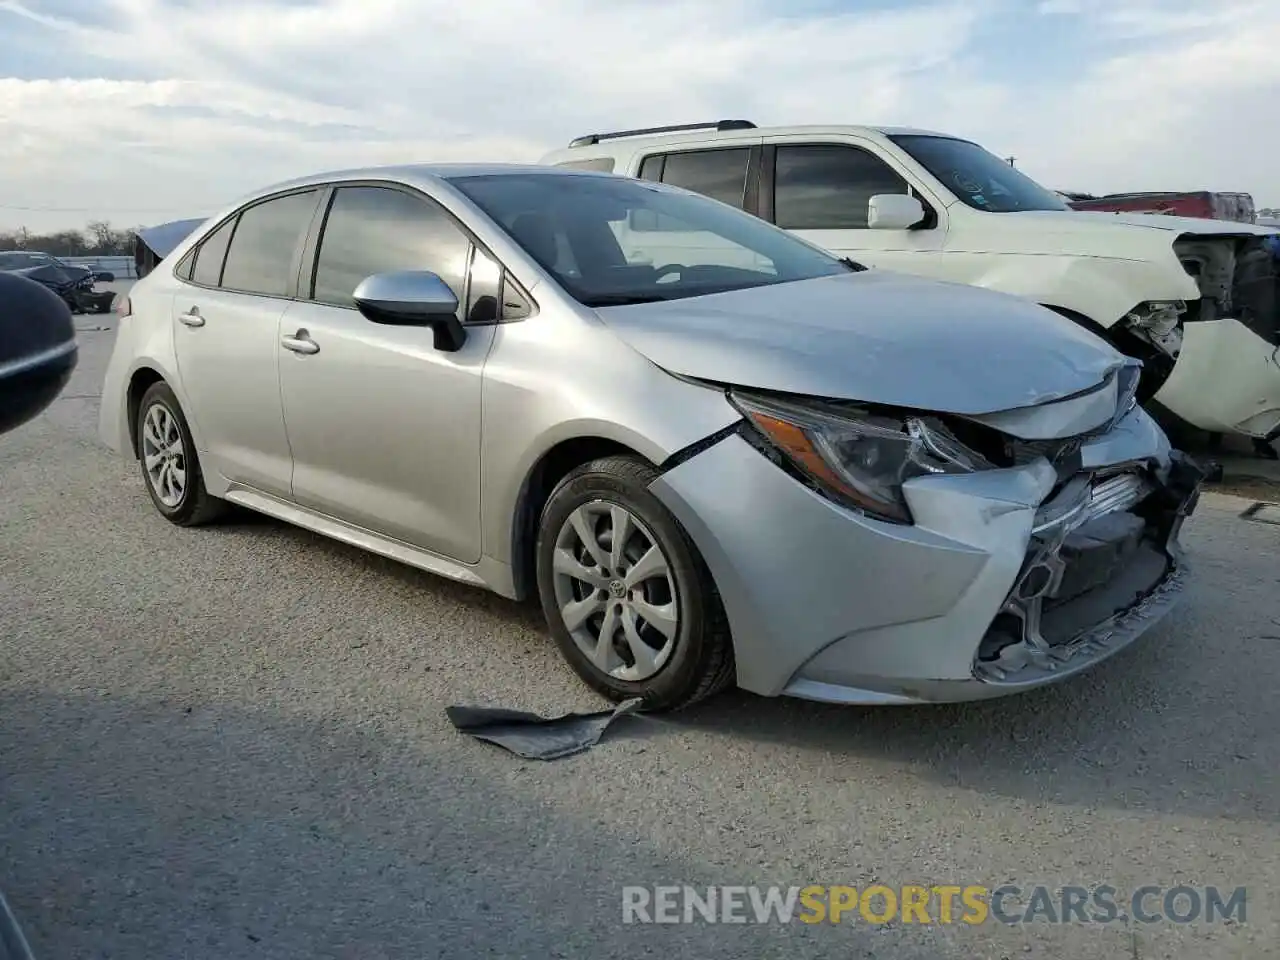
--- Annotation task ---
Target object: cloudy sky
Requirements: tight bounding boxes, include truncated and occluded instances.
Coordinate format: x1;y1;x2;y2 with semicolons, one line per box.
1;0;1277;232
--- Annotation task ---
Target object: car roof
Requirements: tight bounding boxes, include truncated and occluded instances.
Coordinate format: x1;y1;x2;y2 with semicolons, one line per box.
223;162;615;215
256;162;598;193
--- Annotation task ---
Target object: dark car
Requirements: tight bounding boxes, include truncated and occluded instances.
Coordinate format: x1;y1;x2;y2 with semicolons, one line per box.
0;251;117;314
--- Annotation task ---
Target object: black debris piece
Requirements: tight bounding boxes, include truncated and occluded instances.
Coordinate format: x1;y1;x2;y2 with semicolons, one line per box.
446;698;644;760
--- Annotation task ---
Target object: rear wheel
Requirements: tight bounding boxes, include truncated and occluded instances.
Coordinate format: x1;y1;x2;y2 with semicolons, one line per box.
534;455;734;711
136;382;225;526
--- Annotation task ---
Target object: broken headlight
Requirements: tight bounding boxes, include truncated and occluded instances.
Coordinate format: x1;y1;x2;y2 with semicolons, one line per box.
1124;300;1185;357
731;390;995;524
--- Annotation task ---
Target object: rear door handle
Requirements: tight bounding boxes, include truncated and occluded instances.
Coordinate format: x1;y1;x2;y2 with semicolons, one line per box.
178;307;204;328
281;330;319;355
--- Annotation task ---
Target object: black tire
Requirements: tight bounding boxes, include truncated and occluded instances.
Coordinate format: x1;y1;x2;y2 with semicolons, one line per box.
135;381;225;526
534;455;734;711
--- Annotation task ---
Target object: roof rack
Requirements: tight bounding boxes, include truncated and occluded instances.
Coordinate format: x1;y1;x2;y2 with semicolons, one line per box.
568;120;756;148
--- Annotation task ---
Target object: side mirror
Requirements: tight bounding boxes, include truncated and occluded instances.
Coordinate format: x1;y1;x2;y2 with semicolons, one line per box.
0;273;78;436
93;270;116;283
352;271;466;352
867;194;925;230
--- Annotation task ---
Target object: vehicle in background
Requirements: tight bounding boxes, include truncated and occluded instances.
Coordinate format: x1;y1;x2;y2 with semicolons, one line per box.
134;218;207;279
0;250;117;314
540;122;1280;457
99;163;1202;710
1063;191;1257;224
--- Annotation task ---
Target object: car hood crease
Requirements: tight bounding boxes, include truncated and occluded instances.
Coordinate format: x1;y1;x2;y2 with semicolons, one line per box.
594;272;1124;416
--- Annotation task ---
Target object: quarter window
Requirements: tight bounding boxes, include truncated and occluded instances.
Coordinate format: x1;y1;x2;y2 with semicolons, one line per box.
190;218;235;287
219;190;319;296
311;186;470;313
773;144;911;230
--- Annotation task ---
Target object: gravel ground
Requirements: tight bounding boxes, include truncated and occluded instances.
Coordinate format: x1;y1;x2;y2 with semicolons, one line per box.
1;315;1278;959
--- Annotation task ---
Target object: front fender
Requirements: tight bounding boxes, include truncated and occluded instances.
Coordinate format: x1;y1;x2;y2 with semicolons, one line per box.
477;315;742;571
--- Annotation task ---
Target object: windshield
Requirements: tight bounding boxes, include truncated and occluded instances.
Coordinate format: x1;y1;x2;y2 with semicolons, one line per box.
890;135;1069;213
448;172;854;307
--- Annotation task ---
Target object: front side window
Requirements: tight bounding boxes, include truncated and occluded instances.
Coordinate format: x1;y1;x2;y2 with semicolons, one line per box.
774;144;911;230
890;135;1068;213
190;218;235;287
448;171;852;308
220;190;319;296
311;186;469;312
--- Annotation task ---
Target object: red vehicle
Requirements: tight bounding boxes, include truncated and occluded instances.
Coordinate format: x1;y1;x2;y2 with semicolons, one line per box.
1062;191;1257;223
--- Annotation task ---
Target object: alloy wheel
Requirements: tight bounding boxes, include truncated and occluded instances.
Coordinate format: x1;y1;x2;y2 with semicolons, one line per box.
141;402;187;508
550;499;679;682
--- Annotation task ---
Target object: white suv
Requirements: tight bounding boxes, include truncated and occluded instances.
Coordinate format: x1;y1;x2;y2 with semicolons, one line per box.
540;121;1280;455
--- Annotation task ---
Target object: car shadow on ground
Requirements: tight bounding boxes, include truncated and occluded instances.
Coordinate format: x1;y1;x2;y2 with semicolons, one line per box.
0;689;969;960
199;507;1280;829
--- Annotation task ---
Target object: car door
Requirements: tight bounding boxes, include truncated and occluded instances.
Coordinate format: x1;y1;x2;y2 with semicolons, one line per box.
276;183;500;563
760;140;949;276
171;188;321;498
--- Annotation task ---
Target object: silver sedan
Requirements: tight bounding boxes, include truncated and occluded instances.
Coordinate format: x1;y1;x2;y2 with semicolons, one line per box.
99;164;1204;709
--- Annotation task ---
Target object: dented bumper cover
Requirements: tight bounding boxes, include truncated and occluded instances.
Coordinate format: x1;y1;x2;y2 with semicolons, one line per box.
649;405;1202;705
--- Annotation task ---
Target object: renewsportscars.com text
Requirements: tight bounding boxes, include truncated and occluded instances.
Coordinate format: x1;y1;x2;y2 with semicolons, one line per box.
621;884;1247;926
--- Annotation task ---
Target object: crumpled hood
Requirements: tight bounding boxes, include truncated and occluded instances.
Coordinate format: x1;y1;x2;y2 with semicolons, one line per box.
947;210;1279;261
595;271;1125;415
1070;211;1280;236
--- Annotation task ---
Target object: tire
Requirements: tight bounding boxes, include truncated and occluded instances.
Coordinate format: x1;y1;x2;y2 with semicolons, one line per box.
136;381;225;526
534;454;734;711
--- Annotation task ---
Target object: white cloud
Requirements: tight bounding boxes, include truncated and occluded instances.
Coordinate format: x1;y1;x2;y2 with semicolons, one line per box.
0;0;1277;231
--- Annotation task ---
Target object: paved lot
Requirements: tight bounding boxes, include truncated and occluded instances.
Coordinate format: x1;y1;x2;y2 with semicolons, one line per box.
2;310;1279;959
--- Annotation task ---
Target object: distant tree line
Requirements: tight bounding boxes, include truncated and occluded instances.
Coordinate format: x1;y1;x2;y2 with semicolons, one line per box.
0;220;139;257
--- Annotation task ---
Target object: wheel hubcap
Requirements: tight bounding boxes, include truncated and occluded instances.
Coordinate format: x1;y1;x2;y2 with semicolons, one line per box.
141;403;186;508
551;500;679;682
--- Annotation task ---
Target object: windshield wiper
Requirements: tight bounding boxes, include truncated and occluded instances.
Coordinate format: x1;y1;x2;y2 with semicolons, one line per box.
839;257;869;272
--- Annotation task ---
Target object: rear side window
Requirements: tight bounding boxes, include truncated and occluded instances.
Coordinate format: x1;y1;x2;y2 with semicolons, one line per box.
190;218;235;287
310;185;470;311
658;148;751;209
220;190;319;296
773;144;909;230
555;157;615;173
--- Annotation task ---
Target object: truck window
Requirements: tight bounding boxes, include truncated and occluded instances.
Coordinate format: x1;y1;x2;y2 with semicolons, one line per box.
554;157;616;173
889;135;1068;213
657;149;751;209
773;144;910;230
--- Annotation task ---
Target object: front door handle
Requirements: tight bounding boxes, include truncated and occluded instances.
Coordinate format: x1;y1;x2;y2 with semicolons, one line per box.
281;330;320;355
178;307;204;327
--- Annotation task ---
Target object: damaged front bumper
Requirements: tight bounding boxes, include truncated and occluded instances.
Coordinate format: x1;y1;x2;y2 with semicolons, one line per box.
972;450;1202;690
649;406;1204;706
1152;316;1280;439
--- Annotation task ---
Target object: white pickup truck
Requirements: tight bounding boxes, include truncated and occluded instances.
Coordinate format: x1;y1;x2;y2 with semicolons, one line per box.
540;121;1280;454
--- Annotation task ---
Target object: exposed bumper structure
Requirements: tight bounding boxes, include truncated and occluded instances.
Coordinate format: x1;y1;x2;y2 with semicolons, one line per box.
649;406;1203;705
1153;317;1280;439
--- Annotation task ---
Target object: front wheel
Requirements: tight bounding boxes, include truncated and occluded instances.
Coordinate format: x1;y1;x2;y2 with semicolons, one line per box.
534;455;734;711
136;382;225;526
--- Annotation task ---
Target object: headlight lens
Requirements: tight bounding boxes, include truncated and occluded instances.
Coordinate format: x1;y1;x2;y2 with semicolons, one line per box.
730;391;994;524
